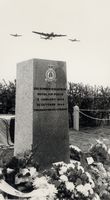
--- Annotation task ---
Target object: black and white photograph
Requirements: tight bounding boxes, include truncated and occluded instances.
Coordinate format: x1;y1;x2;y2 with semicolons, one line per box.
0;0;110;199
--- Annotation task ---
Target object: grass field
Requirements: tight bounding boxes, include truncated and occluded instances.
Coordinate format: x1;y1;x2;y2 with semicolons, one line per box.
0;126;110;167
69;126;110;152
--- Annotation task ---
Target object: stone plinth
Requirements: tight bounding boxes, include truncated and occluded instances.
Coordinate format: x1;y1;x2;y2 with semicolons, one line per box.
14;58;70;169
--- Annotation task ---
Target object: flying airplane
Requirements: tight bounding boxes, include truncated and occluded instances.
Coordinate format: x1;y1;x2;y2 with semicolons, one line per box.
69;38;80;42
10;34;22;37
32;31;67;40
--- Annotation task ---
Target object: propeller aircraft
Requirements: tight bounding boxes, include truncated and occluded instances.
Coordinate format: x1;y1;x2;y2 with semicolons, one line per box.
32;31;67;40
69;38;80;42
10;34;22;37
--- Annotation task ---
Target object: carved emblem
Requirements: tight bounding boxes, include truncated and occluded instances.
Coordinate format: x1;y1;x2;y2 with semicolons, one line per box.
45;65;56;82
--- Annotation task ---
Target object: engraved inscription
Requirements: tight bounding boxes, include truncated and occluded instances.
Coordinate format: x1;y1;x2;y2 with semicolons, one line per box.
34;87;67;111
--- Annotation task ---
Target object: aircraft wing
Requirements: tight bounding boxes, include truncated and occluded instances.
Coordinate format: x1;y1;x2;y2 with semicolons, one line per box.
54;34;67;37
32;31;48;36
10;34;16;36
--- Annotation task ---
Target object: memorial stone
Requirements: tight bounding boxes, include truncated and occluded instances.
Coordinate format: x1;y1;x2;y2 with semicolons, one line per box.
14;58;70;169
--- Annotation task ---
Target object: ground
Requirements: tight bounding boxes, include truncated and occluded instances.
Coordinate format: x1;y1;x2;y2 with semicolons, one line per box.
69;126;110;152
0;126;110;166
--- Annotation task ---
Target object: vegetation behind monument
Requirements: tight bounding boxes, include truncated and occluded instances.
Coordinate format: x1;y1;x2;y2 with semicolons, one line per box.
0;80;110;127
0;80;16;114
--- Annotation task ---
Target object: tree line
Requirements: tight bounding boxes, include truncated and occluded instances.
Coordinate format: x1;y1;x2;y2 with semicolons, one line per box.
0;80;16;114
68;82;110;127
0;80;110;127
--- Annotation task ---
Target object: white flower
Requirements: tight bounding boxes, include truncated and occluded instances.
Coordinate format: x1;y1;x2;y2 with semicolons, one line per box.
29;185;57;200
84;183;94;195
96;163;107;178
60;175;68;182
70;160;84;172
76;184;88;197
59;166;67;175
7;168;14;174
70;160;81;165
77;165;84;173
85;172;95;188
33;176;49;189
28;167;38;178
70;145;81;152
91;166;99;174
96;139;107;151
92;193;101;200
76;183;93;197
67;163;75;170
30;176;57;200
15;176;29;184
20;168;29;175
65;181;75;192
53;161;65;166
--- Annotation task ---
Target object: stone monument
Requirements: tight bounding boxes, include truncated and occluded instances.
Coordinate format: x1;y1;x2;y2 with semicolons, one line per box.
14;58;70;169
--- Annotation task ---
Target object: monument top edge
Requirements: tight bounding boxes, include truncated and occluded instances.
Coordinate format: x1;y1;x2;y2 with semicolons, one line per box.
17;58;66;65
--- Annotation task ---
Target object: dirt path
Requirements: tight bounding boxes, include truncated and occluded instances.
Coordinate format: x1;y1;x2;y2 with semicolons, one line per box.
69;126;110;152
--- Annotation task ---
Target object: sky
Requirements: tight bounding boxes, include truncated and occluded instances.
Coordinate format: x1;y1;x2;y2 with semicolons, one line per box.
0;0;110;87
